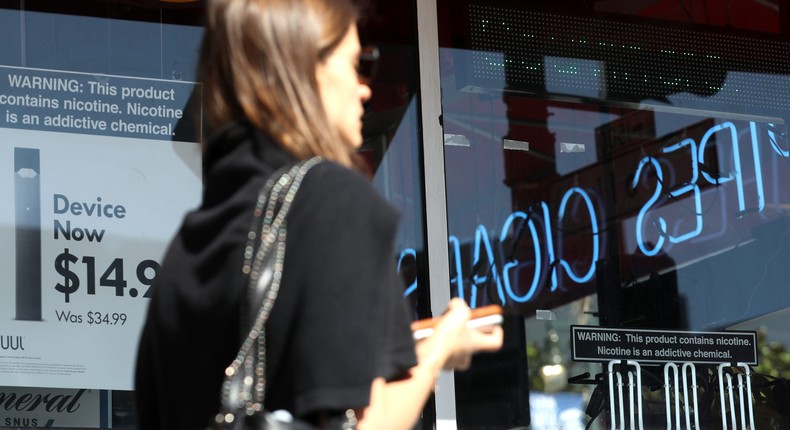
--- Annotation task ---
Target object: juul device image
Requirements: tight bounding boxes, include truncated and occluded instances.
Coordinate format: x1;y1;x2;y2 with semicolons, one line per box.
14;147;42;321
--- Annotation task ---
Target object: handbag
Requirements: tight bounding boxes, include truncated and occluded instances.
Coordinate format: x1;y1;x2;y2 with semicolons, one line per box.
208;157;357;430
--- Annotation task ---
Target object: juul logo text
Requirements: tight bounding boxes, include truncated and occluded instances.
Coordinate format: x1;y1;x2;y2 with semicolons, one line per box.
0;336;25;351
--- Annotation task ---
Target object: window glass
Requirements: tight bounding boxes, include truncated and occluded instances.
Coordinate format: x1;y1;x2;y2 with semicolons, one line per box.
439;0;790;428
0;3;204;428
0;1;427;428
358;1;430;322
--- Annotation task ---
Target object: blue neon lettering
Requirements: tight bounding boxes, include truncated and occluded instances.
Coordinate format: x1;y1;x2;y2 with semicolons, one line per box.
449;235;464;300
400;120;781;308
471;225;505;307
500;211;542;303
538;202;559;291
766;123;788;157
698;122;738;185
557;187;599;283
748;121;765;213
632;157;666;256
661;138;703;243
698;121;761;215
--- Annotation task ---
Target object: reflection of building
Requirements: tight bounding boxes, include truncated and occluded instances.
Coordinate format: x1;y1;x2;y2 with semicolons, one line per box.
5;0;790;428
530;392;585;430
440;1;790;427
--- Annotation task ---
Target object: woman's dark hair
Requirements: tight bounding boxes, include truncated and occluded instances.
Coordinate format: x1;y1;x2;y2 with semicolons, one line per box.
199;0;359;166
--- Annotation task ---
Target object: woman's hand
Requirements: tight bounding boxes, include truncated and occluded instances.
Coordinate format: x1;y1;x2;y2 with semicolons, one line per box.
357;299;504;430
414;298;504;371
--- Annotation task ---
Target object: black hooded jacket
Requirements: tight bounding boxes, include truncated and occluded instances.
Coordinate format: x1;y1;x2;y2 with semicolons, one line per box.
134;120;417;430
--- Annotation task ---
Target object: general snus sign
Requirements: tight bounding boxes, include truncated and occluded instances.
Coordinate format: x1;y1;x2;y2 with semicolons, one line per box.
571;326;758;365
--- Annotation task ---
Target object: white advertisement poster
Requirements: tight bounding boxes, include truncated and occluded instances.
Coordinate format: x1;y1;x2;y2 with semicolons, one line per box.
0;65;202;391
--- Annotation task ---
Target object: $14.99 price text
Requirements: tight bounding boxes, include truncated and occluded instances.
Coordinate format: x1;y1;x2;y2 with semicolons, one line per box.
54;248;159;303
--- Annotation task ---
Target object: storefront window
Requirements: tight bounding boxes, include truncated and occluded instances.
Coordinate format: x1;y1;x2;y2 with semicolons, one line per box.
438;0;790;428
357;0;430;323
0;1;426;428
0;2;204;428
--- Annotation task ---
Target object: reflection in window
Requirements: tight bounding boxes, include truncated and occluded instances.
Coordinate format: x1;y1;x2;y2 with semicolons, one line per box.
439;0;790;427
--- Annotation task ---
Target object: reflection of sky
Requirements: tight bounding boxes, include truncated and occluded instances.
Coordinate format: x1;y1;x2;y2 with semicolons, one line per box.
731;307;790;353
545;56;612;175
653;109;717;138
371;97;424;252
13;10;202;81
657;71;790;120
544;56;604;100
0;8;21;64
547;106;617;175
529;392;585;430
441;48;511;242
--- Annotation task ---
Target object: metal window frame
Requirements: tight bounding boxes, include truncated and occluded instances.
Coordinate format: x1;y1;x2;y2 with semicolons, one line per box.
416;0;458;428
